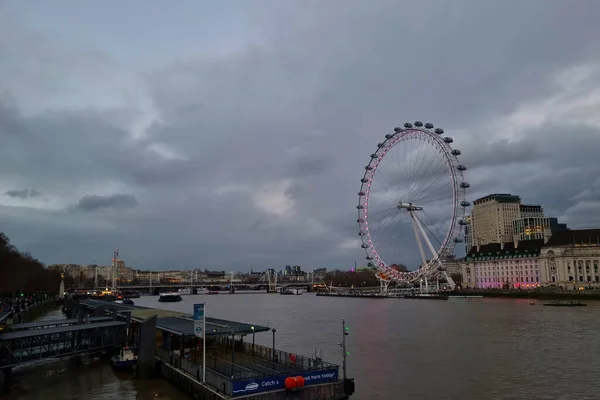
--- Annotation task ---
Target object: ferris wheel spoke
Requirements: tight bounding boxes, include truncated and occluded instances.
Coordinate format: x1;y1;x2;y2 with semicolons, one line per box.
409;159;449;201
410;139;438;190
416;184;453;206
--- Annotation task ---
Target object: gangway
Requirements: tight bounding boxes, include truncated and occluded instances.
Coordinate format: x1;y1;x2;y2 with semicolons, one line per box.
0;320;125;368
7;316;113;331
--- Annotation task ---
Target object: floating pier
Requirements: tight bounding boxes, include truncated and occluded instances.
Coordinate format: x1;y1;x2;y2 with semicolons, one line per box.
71;299;354;399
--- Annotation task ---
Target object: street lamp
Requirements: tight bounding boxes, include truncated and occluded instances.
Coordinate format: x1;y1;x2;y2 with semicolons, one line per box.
250;326;255;359
231;328;236;365
271;328;276;362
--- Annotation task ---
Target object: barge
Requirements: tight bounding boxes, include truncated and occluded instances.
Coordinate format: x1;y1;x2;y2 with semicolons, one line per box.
543;300;587;307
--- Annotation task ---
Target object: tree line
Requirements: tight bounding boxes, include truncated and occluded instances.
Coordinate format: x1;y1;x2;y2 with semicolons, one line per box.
0;232;62;296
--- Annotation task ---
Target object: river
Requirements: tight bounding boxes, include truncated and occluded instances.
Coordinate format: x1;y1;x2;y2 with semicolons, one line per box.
5;294;600;400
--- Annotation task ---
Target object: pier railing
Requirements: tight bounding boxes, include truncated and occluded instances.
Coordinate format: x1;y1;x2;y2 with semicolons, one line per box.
155;341;340;396
241;341;337;373
156;347;234;395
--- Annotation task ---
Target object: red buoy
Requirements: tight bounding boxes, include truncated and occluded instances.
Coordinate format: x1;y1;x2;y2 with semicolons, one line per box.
284;377;296;390
285;376;305;391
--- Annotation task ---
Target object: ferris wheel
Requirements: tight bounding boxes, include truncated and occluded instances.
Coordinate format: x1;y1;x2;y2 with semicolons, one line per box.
356;121;470;287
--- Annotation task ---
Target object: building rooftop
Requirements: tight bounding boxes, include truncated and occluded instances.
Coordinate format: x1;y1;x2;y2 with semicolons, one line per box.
545;229;600;247
466;239;544;259
473;193;521;205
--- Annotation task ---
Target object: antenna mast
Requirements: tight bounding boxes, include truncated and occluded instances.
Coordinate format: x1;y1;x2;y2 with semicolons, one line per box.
111;248;119;290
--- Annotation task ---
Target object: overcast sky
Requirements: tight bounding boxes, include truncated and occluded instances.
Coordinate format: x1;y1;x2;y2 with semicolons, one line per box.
1;0;600;271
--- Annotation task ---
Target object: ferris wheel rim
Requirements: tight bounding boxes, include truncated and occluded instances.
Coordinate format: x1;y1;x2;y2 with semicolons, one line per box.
356;123;468;283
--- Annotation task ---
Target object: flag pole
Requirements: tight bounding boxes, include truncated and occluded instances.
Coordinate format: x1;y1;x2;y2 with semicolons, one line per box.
202;301;206;382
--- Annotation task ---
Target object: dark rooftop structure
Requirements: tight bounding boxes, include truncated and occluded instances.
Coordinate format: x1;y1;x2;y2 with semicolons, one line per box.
79;299;270;338
7;316;113;331
544;229;600;247
466;239;544;261
520;204;543;211
0;320;125;340
473;193;521;205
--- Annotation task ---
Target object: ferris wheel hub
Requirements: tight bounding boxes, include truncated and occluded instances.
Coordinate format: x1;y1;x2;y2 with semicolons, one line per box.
397;202;423;211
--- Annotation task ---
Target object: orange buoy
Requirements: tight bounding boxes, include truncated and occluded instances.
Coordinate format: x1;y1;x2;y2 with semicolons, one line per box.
285;376;296;390
285;376;305;391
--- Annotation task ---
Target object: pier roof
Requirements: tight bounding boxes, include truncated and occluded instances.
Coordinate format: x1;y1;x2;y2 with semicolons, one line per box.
7;316;113;331
78;299;271;337
0;320;125;340
156;316;270;338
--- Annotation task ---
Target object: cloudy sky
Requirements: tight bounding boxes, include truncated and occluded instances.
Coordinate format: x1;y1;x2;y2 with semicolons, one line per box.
1;0;600;271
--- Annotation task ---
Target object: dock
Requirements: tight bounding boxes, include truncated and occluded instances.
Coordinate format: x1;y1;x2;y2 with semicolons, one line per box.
69;299;355;399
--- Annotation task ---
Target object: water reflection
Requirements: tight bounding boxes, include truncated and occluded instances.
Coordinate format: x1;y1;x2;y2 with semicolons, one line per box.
5;295;600;400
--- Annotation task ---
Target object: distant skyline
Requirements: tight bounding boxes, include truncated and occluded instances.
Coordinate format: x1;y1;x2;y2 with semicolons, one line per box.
1;1;600;270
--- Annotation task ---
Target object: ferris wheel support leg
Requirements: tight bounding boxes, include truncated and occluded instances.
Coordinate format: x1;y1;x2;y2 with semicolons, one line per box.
411;211;440;263
411;211;446;292
379;278;389;296
409;211;428;268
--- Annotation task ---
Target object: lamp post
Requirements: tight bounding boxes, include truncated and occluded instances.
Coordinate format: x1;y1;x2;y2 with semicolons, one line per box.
251;326;255;360
271;328;277;362
231;329;235;365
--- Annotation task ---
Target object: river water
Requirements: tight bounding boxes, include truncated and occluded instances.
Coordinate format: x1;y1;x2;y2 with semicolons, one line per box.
5;294;600;400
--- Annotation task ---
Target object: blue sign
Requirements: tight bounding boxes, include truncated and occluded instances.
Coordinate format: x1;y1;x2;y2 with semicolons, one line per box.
193;303;205;338
232;368;339;396
193;303;204;320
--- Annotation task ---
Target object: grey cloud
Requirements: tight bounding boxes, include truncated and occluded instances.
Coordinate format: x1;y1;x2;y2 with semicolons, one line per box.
1;1;600;269
71;194;138;213
4;188;41;199
461;138;543;168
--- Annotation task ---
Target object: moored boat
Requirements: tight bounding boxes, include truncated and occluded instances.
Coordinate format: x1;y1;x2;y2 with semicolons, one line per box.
404;293;449;300
280;288;303;295
158;292;182;302
543;300;587;307
110;346;137;369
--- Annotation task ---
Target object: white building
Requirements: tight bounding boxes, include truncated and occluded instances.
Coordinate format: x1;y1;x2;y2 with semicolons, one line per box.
471;193;523;246
460;239;544;289
464;214;474;253
539;229;600;289
469;193;547;248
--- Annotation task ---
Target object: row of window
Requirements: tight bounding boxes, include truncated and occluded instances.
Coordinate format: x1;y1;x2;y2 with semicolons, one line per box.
478;277;539;283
